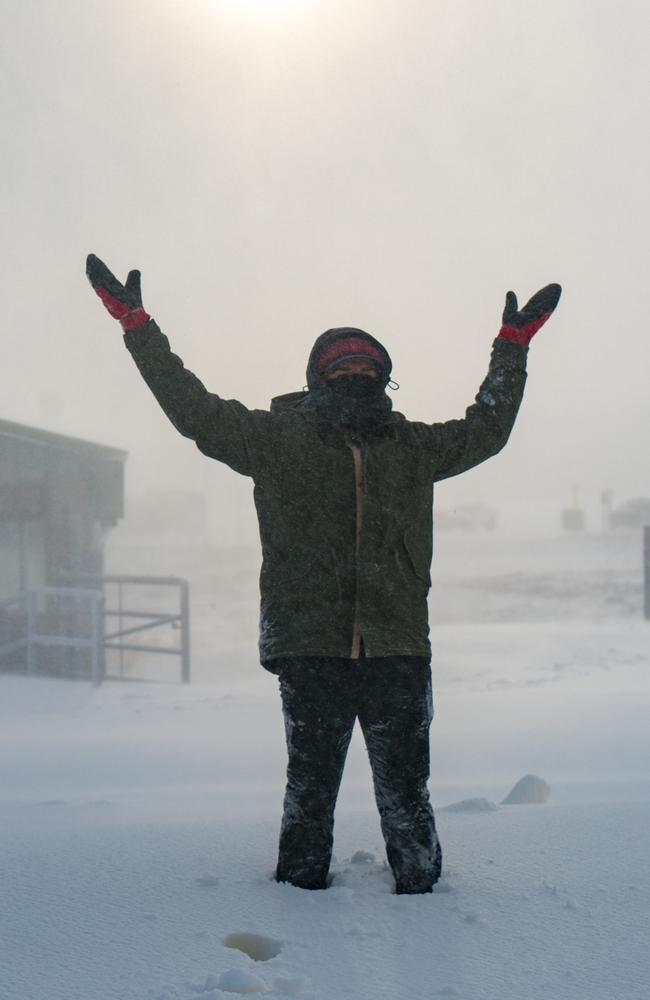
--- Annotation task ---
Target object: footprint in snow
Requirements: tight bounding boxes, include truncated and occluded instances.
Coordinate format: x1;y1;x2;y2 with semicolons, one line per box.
185;929;302;997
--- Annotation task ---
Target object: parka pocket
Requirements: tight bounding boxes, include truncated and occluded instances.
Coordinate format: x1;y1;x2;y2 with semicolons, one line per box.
402;530;432;587
260;552;315;588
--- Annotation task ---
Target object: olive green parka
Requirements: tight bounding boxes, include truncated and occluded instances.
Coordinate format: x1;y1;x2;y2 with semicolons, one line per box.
124;323;528;667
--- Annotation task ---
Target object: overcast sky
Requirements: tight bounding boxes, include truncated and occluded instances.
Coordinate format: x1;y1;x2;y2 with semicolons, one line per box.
2;0;648;533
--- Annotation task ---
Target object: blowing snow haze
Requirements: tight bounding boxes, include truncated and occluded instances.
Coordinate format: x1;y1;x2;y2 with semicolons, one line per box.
2;7;650;996
1;0;648;533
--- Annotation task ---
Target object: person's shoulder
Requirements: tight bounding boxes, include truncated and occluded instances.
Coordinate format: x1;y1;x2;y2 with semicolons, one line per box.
387;411;424;435
269;390;309;416
388;412;445;447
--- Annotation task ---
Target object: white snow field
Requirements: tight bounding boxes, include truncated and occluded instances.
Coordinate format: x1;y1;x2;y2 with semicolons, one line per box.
1;530;649;1000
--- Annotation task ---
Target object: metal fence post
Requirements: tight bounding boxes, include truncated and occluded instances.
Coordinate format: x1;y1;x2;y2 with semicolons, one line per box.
180;579;190;684
98;590;106;684
41;574;191;683
643;524;650;621
26;590;35;674
91;591;104;686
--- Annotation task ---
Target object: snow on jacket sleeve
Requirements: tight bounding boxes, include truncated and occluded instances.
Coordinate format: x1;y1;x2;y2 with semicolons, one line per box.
123;320;268;478
426;337;529;482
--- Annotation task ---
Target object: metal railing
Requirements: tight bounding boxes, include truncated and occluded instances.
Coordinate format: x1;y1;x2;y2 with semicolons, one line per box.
101;574;190;683
0;575;190;685
0;587;104;684
643;524;650;621
62;573;190;683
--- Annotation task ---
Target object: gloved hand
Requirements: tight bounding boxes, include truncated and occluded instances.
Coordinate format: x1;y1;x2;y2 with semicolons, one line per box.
499;283;562;345
86;253;151;332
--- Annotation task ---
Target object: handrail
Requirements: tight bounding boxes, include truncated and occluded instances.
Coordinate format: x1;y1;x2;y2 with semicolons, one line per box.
60;573;190;682
0;587;104;684
1;576;190;684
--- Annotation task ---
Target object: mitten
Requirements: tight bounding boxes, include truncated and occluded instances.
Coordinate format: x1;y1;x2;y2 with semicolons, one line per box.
86;253;150;332
499;283;562;345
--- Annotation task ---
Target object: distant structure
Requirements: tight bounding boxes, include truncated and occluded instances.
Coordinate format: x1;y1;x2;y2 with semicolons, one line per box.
0;418;126;599
608;497;650;531
561;486;586;532
600;489;614;532
0;419;126;677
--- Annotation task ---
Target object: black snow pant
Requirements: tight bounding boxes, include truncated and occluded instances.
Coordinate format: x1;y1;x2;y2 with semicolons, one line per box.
275;651;441;894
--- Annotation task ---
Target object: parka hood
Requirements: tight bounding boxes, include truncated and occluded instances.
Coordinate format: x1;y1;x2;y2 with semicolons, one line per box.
269;329;393;433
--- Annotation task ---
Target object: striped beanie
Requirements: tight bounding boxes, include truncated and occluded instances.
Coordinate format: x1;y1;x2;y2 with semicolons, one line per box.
308;327;392;387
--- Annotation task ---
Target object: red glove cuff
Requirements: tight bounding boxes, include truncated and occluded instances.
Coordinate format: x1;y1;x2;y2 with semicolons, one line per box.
120;308;151;332
94;286;150;332
499;311;552;345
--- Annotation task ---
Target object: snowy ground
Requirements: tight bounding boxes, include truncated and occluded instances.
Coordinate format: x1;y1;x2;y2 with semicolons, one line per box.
1;530;649;999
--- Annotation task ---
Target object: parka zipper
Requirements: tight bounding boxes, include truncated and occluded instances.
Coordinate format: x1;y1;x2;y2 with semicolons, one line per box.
345;435;364;659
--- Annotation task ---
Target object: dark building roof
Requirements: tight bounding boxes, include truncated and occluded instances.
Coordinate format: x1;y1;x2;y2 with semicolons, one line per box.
0;418;127;526
0;418;127;461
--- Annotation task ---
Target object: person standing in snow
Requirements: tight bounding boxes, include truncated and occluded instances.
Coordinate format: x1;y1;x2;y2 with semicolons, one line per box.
86;254;561;893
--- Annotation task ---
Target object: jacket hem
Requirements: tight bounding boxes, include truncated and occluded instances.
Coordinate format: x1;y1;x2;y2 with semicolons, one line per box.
261;644;432;671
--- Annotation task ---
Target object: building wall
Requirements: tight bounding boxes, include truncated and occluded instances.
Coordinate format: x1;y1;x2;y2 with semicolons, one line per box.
0;420;124;609
0;519;46;600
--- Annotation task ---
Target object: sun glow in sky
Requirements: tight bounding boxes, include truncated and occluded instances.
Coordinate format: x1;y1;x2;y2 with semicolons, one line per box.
3;0;649;519
209;0;315;17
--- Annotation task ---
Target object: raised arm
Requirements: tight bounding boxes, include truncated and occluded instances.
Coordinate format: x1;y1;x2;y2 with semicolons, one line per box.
427;283;561;481
86;254;267;477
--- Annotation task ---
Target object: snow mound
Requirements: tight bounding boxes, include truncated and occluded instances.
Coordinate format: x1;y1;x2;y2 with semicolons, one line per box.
217;968;267;993
443;797;498;813
350;849;376;864
502;774;551;805
330;852;393;892
272;975;306;995
223;931;283;962
195;873;220;887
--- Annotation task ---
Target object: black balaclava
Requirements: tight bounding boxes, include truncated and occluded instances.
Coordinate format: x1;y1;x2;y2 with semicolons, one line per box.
303;327;393;435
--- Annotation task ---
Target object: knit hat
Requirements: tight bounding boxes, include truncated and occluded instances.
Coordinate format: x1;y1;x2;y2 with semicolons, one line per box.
315;335;385;373
307;327;392;388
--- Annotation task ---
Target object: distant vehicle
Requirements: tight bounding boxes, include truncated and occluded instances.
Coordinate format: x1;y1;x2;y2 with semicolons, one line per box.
435;503;498;532
609;497;650;530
